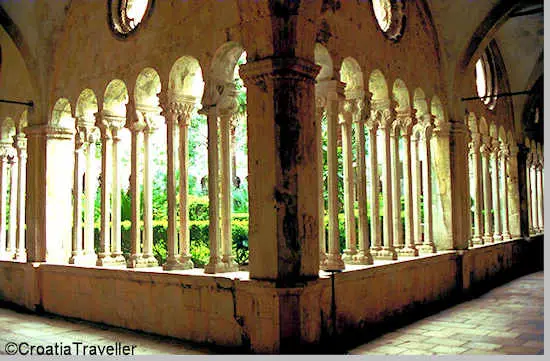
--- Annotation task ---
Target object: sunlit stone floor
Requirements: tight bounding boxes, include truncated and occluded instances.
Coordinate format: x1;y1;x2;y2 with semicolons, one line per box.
0;271;543;355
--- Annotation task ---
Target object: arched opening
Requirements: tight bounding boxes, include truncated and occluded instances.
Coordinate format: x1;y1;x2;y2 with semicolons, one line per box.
51;98;74;129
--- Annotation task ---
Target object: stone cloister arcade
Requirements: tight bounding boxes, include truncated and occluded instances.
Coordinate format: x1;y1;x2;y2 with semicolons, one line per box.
0;0;543;354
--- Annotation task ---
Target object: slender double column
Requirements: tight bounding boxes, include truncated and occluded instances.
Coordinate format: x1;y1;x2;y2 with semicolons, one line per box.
0;146;9;259
390;119;403;252
491;139;503;241
83;128;99;263
480;139;494;243
219;109;238;271
398;114;417;256
367;113;382;256
70;127;86;264
500;145;511;240
470;133;484;245
7;154;17;257
96;111;126;266
340;100;358;262
14;130;27;261
353;97;373;264
315;96;327;267
536;162;544;232
530;160;540;233
526;152;534;234
411;128;422;248
376;107;397;260
417;119;436;254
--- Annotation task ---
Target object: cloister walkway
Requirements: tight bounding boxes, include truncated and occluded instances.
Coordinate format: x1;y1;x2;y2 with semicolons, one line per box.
0;271;544;355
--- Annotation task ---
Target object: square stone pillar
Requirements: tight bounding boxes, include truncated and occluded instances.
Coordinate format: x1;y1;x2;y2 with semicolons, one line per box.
240;57;320;283
25;123;75;263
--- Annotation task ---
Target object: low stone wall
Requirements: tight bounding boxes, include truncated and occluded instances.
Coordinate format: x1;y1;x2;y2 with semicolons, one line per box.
0;236;543;353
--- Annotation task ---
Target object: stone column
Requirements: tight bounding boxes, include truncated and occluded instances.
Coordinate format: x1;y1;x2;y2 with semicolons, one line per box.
398;114;417;256
367;116;382;256
500;145;511;240
96;114;113;265
353;96;373;264
70;127;85;264
7;154;18;257
491;139;503;241
530;162;539;233
14;130;27;261
177;101;195;268
142;111;160;267
470;133;484;245
240;57;322;281
480;140;494;243
315;96;327;267
536;162;544;231
418;121;436;254
507;144;521;237
390;118;403;252
219;109;238;271
127;110;146;268
24;121;75;263
340;100;357;262
377;107;397;260
83;128;98;264
0;146;9;259
526;153;534;234
316;80;345;271
411;129;422;247
203;106;224;274
110;120;126;265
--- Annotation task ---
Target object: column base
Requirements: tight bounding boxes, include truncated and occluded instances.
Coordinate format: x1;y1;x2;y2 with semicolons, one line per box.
178;254;195;269
69;251;88;265
127;254;153;268
502;232;511;241
483;235;494;243
319;252;328;268
493;233;503;242
342;249;358;263
352;250;373;265
320;253;345;271
82;252;98;265
397;246;418;257
471;236;484;246
14;250;26;262
418;243;436;254
204;257;226;274
373;247;397;260
97;254;126;267
163;256;193;271
0;251;13;261
222;255;239;272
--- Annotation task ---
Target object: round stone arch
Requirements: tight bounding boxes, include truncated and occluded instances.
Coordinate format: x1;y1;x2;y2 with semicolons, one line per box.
413;88;429;120
392;78;410;112
51;98;74;129
103;79;129;116
0;116;15;143
340;57;364;95
467;112;479;134
75;89;99;126
479;117;489;136
134;67;161;108
314;43;334;82
430;95;446;127
168;56;204;102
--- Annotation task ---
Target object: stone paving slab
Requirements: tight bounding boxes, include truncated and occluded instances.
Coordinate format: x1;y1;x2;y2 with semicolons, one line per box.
349;271;544;355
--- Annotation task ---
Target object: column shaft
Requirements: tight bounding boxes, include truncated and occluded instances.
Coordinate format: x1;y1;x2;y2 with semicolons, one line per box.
204;108;223;273
401;132;417;255
471;138;484;244
368;125;381;254
390;130;402;250
220;112;237;271
84;137;97;262
355;111;372;264
491;147;502;241
0;155;8;258
341;111;357;261
110;128;125;264
178;112;193;267
128;127;143;267
316;101;327;266
537;166;544;231
15;135;27;260
531;166;539;232
419;128;435;254
500;151;511;240
70;136;84;263
481;145;494;242
411;135;422;246
323;95;344;270
8;157;18;256
142;128;157;266
97;128;113;265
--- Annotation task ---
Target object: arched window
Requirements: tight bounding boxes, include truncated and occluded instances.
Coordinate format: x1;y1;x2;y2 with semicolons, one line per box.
109;0;151;37
373;0;392;32
474;48;498;109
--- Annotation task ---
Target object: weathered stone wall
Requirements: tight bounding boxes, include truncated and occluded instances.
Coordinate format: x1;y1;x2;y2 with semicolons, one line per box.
0;237;542;353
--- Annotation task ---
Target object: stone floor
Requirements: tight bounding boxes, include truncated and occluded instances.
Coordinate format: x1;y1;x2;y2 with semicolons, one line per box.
0;271;544;355
349;271;544;355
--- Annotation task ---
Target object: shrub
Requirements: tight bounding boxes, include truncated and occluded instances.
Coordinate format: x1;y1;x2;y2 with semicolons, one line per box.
189;196;209;221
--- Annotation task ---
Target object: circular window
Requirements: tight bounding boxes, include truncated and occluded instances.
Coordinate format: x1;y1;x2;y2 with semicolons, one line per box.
474;48;498;110
371;0;405;41
109;0;152;37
